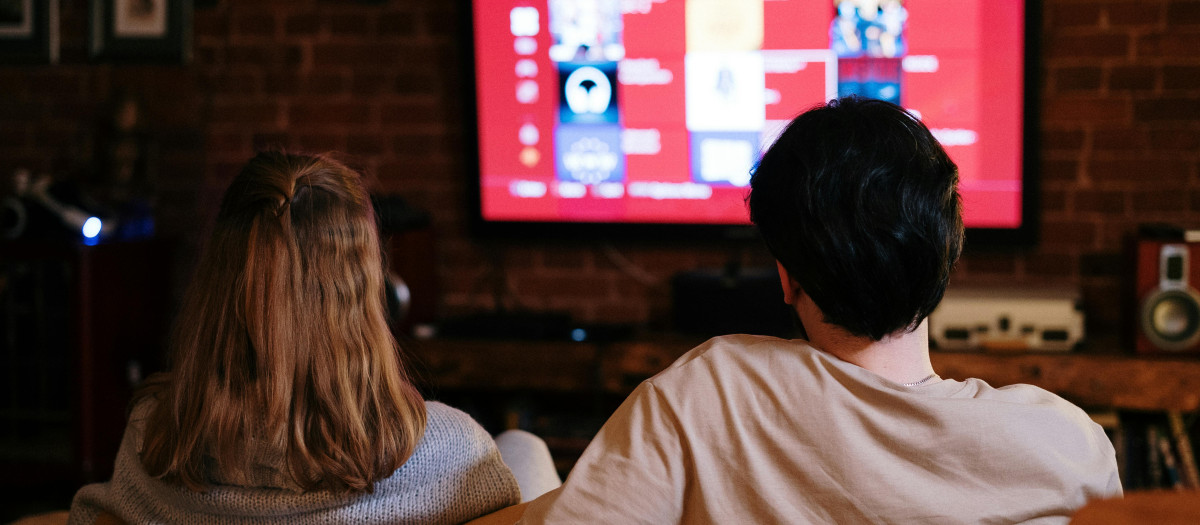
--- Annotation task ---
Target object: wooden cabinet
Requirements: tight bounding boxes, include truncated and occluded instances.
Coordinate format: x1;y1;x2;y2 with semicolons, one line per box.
408;335;1200;413
0;240;173;487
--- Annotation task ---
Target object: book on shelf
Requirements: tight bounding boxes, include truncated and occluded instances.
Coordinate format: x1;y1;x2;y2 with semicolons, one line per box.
1155;425;1184;490
1167;411;1200;489
1108;411;1200;491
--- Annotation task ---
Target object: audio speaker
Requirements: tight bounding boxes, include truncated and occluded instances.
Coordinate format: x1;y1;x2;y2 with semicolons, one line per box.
1136;231;1200;354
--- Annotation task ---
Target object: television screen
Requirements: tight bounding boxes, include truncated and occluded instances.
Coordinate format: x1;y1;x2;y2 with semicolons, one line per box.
466;0;1037;243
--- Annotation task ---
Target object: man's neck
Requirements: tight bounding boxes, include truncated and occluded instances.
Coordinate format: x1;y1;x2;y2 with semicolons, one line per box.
814;322;935;385
797;298;935;384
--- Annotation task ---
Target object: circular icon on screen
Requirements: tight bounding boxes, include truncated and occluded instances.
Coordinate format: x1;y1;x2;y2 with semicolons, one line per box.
563;66;613;115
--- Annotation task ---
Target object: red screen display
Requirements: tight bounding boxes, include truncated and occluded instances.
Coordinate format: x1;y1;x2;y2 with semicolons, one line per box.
473;0;1026;228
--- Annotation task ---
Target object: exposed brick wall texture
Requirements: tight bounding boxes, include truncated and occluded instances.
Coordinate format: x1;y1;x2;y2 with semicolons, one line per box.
2;0;1198;337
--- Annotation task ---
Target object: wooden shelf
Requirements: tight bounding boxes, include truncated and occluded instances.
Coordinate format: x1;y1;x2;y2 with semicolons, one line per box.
407;336;1200;413
931;351;1200;412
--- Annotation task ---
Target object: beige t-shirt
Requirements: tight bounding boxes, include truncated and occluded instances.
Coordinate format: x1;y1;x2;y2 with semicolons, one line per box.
520;334;1122;524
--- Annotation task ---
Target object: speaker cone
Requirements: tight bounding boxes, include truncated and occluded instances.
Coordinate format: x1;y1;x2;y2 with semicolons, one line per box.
1141;288;1200;351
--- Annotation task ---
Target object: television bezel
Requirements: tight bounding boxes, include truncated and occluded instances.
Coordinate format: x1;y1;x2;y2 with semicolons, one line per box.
460;0;1042;248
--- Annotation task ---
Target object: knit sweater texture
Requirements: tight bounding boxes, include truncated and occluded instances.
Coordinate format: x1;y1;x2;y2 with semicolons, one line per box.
67;401;521;525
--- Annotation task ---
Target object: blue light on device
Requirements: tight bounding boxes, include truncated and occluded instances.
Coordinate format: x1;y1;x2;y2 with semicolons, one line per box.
82;216;102;245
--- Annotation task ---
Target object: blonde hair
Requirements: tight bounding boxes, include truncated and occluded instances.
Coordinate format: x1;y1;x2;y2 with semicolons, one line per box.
137;151;426;493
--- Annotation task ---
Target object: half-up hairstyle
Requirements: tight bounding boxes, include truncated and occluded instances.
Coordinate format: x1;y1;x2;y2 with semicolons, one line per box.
137;151;426;493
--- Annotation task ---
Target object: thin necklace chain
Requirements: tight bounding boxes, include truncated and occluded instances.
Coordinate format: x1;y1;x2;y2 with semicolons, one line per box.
902;373;939;387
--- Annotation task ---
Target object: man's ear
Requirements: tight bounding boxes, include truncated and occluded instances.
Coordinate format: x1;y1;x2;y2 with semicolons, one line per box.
776;261;802;305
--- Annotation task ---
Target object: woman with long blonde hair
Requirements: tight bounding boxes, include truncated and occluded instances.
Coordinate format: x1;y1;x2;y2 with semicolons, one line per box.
67;152;522;524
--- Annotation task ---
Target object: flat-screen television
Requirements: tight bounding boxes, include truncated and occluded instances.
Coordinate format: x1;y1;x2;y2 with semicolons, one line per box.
464;0;1039;246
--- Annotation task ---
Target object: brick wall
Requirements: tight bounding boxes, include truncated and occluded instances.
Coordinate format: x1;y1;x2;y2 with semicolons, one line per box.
2;0;1198;338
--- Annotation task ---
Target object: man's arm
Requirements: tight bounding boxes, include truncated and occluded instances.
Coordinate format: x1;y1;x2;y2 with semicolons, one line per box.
516;382;685;524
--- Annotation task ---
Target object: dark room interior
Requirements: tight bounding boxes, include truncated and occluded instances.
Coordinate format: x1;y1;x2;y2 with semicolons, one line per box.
2;0;1200;522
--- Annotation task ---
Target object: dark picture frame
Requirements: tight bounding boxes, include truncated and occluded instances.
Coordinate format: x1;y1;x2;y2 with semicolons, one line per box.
89;0;191;63
0;0;59;64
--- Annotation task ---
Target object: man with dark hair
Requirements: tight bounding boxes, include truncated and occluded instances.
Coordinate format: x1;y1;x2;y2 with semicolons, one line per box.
514;97;1121;523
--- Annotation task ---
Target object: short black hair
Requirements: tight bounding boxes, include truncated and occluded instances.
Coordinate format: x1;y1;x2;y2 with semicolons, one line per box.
748;96;963;340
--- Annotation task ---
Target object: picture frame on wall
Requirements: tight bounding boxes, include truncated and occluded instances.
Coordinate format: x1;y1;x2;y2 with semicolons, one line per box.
90;0;191;63
0;0;59;64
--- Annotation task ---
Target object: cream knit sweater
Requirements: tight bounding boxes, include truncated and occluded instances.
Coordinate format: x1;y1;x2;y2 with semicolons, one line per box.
68;401;521;524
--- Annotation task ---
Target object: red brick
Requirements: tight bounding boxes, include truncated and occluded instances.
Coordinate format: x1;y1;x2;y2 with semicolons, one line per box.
1167;1;1200;26
233;12;277;38
193;45;221;67
312;43;400;67
1092;128;1149;151
1041;158;1082;182
351;72;394;96
1088;157;1190;183
194;11;230;38
426;6;460;36
210;101;280;125
1041;220;1099;247
252;132;290;151
381;100;443;125
1133;98;1200;121
395;71;443;95
1075;190;1127;214
329;14;375;36
294;133;348;152
1042;188;1069;213
515;275;613;300
1049;3;1103;28
960;253;1017;275
285;13;321;37
593;301;652;324
379;13;419;36
1163;65;1200;90
1047;34;1131;60
378;158;455;183
1079;254;1124;279
1147;126;1200;151
26;70;85;97
289;101;372;127
1082;283;1126;329
1108;3;1165;27
1025;252;1077;277
1043;96;1132;124
1041;128;1087;151
1053;66;1104;91
1109;65;1157;91
541;247;596;271
226;44;304;68
206;131;250;153
393;133;449;156
1137;31;1200;57
1132;189;1189;213
346;134;387;156
204;72;262;95
264;72;346;96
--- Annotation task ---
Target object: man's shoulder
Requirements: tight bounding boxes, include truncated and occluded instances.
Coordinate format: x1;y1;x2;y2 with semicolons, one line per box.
646;334;820;395
655;334;797;372
956;377;1090;413
673;334;808;364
